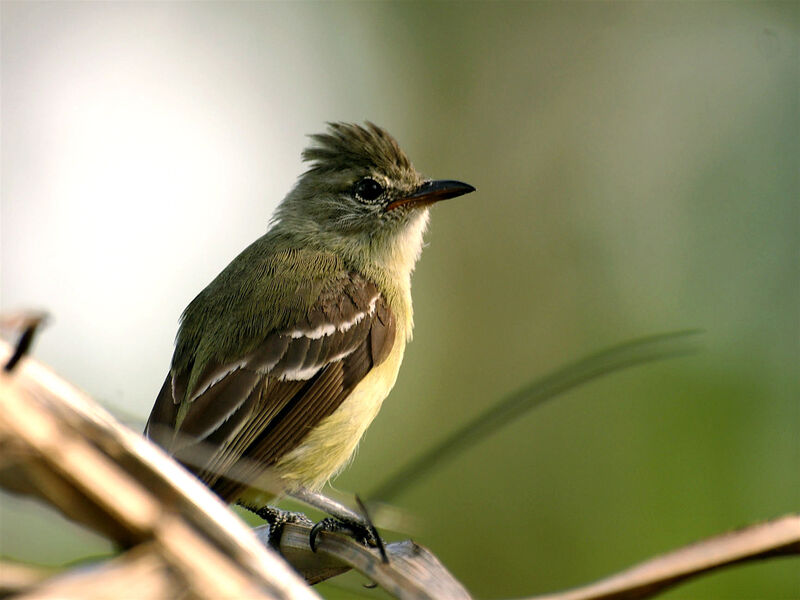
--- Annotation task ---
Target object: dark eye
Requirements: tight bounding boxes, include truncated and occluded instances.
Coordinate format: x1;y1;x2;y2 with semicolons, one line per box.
354;177;384;202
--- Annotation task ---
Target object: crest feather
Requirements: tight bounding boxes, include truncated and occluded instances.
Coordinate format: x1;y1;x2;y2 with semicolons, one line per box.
302;122;413;174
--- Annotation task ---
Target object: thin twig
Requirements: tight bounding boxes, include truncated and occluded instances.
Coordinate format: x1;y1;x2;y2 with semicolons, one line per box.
526;514;800;600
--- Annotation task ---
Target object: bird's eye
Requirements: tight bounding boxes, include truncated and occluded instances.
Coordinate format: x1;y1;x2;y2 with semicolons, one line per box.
353;178;384;202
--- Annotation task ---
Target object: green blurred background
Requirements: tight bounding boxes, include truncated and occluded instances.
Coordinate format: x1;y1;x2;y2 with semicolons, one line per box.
2;2;797;597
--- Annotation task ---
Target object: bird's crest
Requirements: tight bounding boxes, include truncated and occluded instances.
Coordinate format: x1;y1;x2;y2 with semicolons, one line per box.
302;122;413;176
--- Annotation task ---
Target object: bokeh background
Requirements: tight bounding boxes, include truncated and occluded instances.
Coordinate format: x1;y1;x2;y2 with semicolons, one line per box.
2;2;797;598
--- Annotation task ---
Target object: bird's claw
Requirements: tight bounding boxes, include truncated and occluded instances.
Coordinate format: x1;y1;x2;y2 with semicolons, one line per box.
248;496;388;563
252;505;313;549
309;515;387;563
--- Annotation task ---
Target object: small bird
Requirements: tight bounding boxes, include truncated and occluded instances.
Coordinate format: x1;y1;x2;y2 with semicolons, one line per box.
145;122;474;515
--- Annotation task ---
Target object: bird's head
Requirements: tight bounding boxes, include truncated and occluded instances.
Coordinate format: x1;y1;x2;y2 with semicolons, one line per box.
272;122;474;272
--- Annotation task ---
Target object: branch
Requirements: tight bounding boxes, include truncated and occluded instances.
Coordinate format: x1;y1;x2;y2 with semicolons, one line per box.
527;514;800;600
1;327;795;599
10;544;181;600
0;338;317;600
0;560;52;595
259;522;471;598
0;337;469;599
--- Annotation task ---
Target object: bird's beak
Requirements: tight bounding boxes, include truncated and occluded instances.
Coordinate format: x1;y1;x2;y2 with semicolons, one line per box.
386;179;476;211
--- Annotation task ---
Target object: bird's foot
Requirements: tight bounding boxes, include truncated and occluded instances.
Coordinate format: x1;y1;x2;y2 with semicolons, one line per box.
252;505;313;549
309;497;387;563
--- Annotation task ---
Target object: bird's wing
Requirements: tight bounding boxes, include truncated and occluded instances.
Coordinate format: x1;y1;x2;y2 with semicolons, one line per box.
145;270;396;501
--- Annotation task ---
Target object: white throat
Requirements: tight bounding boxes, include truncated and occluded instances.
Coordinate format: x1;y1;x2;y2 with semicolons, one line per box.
378;209;430;284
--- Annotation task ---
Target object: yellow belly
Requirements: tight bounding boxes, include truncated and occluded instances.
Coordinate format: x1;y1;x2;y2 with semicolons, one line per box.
238;335;406;506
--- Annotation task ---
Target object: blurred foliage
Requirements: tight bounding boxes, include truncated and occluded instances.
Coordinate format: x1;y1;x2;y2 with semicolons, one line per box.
2;2;797;598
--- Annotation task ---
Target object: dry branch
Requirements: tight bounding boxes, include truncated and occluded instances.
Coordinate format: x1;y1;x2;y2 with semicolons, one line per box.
257;523;471;598
11;544;180;600
0;337;470;599
0;339;317;600
527;515;800;600
0;561;52;596
0;327;796;599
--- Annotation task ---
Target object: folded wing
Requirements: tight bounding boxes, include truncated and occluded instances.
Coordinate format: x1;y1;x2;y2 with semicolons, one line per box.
145;271;396;502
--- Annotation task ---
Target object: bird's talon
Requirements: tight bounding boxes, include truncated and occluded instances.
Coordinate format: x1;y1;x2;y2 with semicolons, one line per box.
309;517;339;552
308;516;381;555
249;505;313;549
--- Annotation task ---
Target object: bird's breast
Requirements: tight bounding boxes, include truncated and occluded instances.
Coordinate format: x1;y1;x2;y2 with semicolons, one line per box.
264;330;407;494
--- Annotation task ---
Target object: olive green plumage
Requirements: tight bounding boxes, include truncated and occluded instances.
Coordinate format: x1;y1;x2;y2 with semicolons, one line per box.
173;123;423;401
145;122;474;501
174;244;344;398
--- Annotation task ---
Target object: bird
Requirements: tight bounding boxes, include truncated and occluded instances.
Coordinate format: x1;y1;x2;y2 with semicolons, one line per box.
144;122;474;523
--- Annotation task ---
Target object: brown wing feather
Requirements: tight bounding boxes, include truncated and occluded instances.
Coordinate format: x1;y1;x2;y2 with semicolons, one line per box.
145;271;397;503
146;373;179;449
